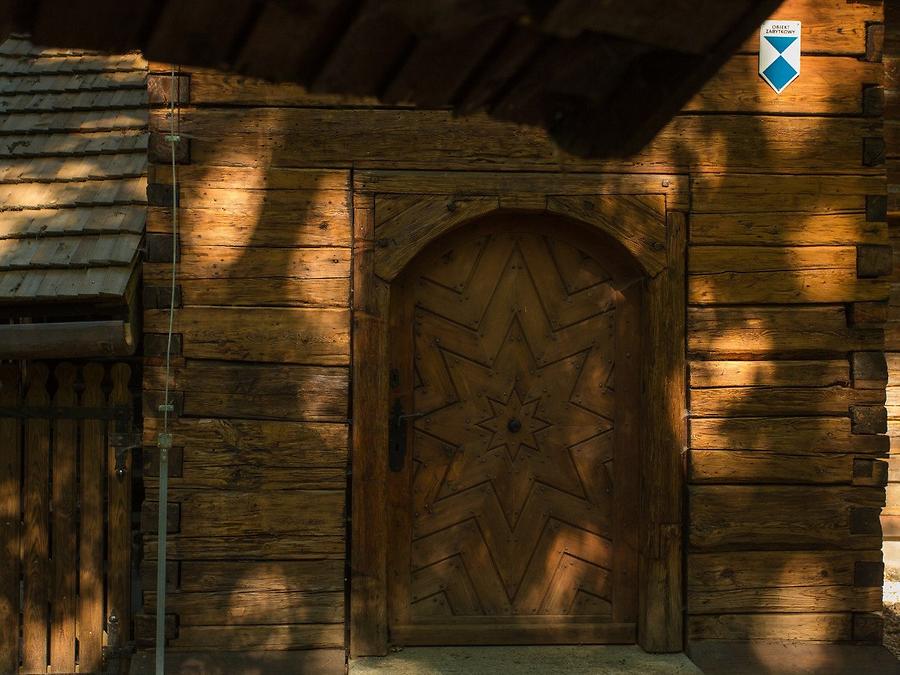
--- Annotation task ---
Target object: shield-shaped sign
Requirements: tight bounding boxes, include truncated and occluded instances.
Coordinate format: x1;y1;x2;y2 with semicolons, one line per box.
759;20;801;94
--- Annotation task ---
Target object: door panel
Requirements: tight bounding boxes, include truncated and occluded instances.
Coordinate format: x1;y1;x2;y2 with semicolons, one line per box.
387;217;640;645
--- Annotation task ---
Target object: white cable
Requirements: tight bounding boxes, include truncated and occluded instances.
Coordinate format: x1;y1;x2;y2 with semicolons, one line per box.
154;64;179;675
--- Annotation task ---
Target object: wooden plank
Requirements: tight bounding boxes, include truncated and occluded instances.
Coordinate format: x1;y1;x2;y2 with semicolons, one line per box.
0;364;20;674
148;489;345;538
50;363;77;672
146;203;352;247
353;170;689;211
690;417;890;455
687;54;881;114
158;277;349;308
150;108;883;175
171;624;344;651
147;165;349;191
143;535;345;561
142;247;350;282
688;306;883;357
689;550;883;614
689;451;867;485
389;622;636;646
689;386;884;417
676;174;884;212
142;590;343;625
107;363;131;646
689;486;885;551
143;307;350;365
78;363;105;672
350;194;389;656
141;418;348;491
638;211;686;652
737;0;883;55
689;360;850;388
144;362;348;422
688;613;853;642
177;560;344;593
689;246;888;305
690;212;886;247
22;363;50;673
188;70;368;106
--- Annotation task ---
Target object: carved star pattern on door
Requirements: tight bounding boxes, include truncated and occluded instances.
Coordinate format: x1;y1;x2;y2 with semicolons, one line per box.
395;227;633;626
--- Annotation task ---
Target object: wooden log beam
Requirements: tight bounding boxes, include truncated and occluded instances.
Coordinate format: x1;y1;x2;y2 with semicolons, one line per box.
0;320;135;359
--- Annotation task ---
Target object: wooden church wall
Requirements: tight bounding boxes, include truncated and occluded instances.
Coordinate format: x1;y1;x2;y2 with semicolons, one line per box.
138;0;887;662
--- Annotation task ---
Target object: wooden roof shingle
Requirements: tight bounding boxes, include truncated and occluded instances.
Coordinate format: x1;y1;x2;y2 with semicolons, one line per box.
0;35;147;307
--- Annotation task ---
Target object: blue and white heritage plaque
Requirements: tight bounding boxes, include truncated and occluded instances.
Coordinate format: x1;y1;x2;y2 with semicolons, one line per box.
759;20;801;94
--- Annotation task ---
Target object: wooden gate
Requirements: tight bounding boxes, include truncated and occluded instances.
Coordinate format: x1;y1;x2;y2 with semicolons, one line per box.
0;361;136;675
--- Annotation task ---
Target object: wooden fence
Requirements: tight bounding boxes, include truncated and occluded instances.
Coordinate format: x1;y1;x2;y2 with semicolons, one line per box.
0;361;136;675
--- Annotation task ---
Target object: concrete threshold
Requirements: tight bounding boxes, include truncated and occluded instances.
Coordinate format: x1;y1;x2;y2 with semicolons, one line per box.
350;646;701;675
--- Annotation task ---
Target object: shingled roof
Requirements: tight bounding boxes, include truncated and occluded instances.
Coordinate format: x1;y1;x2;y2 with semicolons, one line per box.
0;35;147;310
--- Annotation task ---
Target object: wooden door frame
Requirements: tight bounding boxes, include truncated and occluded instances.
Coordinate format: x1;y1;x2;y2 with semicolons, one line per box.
350;170;688;656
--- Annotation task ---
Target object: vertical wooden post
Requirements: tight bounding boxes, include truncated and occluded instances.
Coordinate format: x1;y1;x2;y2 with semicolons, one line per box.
0;364;21;673
638;211;687;653
23;363;50;673
50;363;77;672
350;192;390;656
79;363;106;672
108;363;133;645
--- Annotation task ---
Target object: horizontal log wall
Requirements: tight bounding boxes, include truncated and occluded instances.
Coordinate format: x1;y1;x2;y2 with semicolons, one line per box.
140;0;887;663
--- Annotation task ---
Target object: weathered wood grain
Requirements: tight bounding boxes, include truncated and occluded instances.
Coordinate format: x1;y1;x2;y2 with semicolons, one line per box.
143;307;350;365
171;624;344;651
141;417;347;490
689;550;883;613
689;360;850;388
150;108;882;175
107;363;132;646
177;560;344;593
22;364;50;673
689;451;877;485
144;362;348;422
161;277;349;308
688;612;853;642
737;0;882;55
147;490;345;538
690;417;889;454
690;212;886;247
687;55;881;114
78;364;106;672
0;365;20;674
689;246;889;305
689;386;884;417
50;363;77;673
143;590;343;625
143;535;345;561
689;486;885;550
147;203;351;247
143;246;350;282
688;306;883;357
353;170;689;211
692;175;885;214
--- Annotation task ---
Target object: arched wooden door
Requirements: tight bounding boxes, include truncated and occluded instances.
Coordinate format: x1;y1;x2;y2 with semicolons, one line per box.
386;214;642;645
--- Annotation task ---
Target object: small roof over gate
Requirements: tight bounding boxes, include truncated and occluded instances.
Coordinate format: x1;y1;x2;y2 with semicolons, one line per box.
0;35;147;311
